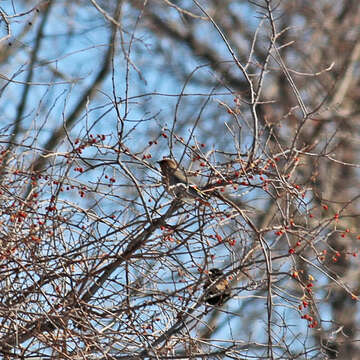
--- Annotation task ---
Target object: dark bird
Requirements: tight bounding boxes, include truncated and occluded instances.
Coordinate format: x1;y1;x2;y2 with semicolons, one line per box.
157;158;207;203
203;268;231;306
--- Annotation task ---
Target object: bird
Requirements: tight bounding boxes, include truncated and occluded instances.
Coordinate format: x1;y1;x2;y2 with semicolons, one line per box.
203;268;231;306
157;158;208;203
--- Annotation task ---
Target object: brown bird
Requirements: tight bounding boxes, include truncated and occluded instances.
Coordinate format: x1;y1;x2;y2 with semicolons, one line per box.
158;158;207;202
203;268;231;306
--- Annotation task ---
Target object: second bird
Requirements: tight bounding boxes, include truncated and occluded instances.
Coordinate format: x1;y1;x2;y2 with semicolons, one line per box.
158;158;207;203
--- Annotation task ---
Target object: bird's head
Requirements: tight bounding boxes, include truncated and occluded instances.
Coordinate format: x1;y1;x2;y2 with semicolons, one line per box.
157;158;178;171
208;268;223;279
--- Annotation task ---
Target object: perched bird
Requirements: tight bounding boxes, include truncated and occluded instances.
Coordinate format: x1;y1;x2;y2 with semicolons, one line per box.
203;268;231;306
157;158;207;203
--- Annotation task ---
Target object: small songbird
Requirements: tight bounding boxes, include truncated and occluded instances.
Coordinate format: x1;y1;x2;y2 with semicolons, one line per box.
203;268;231;306
157;158;207;202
